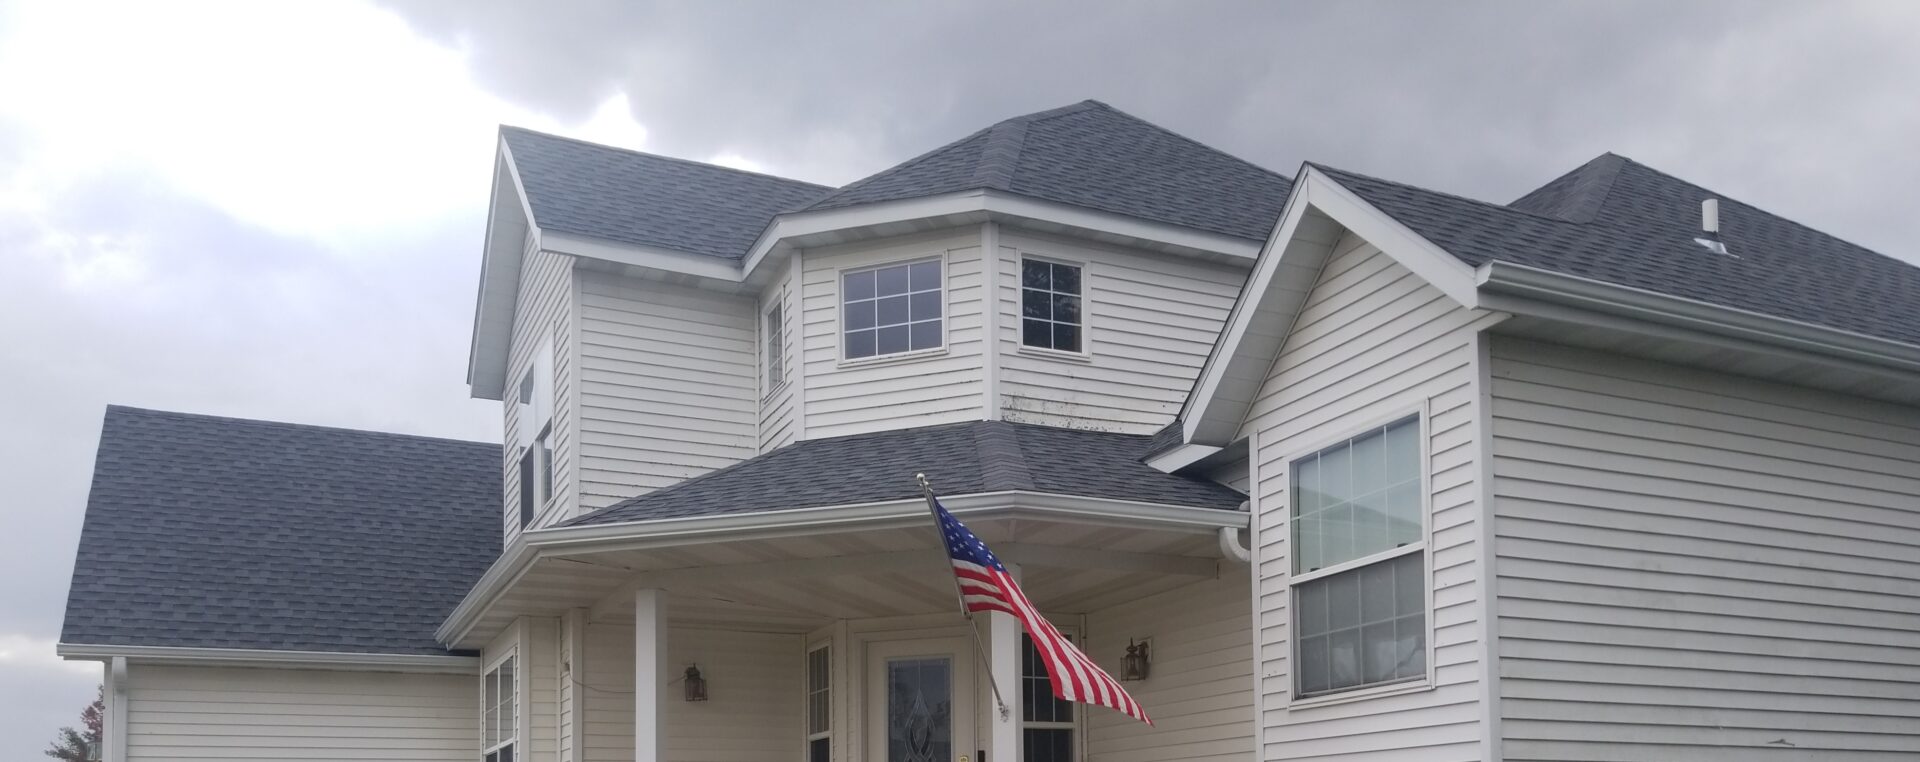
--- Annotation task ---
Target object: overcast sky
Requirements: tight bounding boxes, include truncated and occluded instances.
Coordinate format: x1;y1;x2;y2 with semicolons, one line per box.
3;0;1917;754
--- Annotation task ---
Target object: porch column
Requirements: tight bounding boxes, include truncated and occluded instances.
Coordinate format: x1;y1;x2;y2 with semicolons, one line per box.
986;563;1020;762
635;588;668;762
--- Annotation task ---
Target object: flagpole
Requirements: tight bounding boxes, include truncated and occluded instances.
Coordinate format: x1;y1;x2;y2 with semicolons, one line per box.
917;472;1012;721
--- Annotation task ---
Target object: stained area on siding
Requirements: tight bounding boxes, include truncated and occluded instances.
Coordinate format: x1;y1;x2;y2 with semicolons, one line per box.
1242;233;1503;761
996;232;1248;435
1490;337;1920;761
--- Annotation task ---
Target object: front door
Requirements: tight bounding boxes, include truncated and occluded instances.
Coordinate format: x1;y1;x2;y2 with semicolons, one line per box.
867;637;975;762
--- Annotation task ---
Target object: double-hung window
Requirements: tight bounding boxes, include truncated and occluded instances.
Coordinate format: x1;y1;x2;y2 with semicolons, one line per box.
842;259;942;360
1291;415;1427;699
483;653;518;762
805;645;830;762
1020;259;1083;353
765;303;786;391
514;338;556;528
1021;633;1077;762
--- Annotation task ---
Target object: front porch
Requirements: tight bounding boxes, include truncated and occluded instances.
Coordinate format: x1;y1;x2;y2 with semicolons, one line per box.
452;499;1255;762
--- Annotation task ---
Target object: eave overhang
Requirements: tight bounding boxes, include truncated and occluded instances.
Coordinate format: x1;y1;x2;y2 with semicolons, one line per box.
56;643;479;673
435;490;1248;648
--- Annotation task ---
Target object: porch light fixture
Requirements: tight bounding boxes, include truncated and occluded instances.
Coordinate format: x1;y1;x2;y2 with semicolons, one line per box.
1121;639;1150;682
683;664;708;702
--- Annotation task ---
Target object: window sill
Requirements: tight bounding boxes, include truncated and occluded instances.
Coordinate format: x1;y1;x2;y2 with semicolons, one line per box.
837;346;949;370
1287;677;1432;710
1015;345;1093;363
761;380;789;402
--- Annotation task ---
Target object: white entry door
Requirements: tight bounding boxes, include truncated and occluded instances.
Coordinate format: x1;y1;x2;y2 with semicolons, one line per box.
866;637;975;762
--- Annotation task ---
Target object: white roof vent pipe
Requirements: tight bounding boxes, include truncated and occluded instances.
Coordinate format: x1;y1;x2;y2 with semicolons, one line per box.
1695;198;1732;255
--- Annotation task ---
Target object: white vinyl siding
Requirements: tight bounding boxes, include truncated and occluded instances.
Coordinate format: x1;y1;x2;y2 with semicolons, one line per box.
503;241;576;541
1489;337;1920;761
583;623;805;761
1084;573;1254;762
121;664;478;761
801;229;986;438
760;271;800;451
573;271;760;513
996;232;1245;434
1243;234;1503;761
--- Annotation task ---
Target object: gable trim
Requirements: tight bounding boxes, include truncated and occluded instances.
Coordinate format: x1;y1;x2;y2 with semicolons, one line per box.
1179;167;1480;448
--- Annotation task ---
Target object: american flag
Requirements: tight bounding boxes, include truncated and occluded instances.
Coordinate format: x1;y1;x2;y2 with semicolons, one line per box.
932;496;1152;725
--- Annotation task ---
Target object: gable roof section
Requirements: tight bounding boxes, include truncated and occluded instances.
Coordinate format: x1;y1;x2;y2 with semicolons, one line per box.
799;100;1294;242
501;126;831;260
568;420;1245;527
61;406;501;656
1319;156;1920;347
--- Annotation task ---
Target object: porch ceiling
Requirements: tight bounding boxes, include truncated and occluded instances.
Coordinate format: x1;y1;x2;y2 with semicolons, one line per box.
450;516;1231;648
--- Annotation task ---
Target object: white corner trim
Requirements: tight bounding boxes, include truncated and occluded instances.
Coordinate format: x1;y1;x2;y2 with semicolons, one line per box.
1475;259;1920;375
106;657;127;762
56;643;480;673
788;250;808;441
981;221;1003;420
1470;330;1504;762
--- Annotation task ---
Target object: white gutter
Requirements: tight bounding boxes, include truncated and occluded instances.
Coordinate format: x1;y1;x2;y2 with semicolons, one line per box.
437;490;1248;645
1476;260;1920;375
58;643;479;673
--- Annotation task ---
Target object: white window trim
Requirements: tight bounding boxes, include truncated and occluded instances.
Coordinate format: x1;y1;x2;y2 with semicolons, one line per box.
803;642;830;759
835;254;949;367
1283;402;1437;709
482;649;519;760
764;298;788;399
1015;254;1093;359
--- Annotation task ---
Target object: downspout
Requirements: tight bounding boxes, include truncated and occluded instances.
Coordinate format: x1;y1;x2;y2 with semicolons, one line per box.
1217;501;1253;563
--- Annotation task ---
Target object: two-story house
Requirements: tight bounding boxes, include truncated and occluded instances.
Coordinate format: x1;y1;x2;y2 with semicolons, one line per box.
61;100;1920;762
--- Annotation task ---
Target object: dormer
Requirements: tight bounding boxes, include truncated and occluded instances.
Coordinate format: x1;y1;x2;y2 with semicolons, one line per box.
468;101;1293;536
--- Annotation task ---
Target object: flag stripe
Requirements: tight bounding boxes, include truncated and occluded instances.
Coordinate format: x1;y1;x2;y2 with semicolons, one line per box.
932;496;1151;725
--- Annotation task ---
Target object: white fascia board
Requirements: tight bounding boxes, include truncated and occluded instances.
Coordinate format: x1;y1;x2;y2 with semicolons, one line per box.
541;231;745;283
738;189;1262;278
1144;442;1224;474
436;491;1247;645
1179;167;1482;447
1476;260;1920;374
468;139;542;401
56;643;479;673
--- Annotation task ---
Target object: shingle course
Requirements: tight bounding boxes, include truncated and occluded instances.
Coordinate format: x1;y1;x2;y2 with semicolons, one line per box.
60;407;500;655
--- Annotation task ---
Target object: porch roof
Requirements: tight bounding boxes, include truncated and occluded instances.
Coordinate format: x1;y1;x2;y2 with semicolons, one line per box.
567;420;1247;527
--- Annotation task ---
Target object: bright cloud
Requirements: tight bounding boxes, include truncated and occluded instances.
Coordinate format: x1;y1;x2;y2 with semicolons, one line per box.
0;0;649;249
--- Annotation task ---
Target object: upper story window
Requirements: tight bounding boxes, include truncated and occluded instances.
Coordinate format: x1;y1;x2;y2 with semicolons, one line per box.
1291;415;1427;699
514;338;557;528
842;258;942;360
483;653;518;762
1021;259;1083;353
765;302;786;391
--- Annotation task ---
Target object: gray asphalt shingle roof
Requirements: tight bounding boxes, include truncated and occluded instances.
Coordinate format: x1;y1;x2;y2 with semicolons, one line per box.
567;420;1246;527
501;126;831;260
1318;155;1920;347
61;407;500;656
800;100;1295;242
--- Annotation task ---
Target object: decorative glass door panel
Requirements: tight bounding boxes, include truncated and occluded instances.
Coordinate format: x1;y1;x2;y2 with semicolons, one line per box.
886;657;952;762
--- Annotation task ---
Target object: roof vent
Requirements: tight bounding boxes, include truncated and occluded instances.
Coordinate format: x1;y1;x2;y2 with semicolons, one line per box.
1695;198;1731;255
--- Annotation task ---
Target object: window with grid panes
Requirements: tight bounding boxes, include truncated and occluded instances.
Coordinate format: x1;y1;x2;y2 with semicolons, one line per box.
483;653;517;762
841;259;942;360
1022;633;1076;762
1020;259;1083;353
1291;415;1427;698
806;646;830;762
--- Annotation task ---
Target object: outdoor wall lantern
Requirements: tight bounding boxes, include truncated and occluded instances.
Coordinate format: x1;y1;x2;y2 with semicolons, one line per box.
1121;639;1150;682
683;664;708;701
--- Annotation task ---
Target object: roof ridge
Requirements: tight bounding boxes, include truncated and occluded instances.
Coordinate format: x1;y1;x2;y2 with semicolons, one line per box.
793;124;998;211
1093;102;1292;183
970;119;1031;191
500;125;832;191
103;405;499;448
1508;152;1628;223
1308;162;1577;225
1004;99;1108;125
975;421;1036;492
